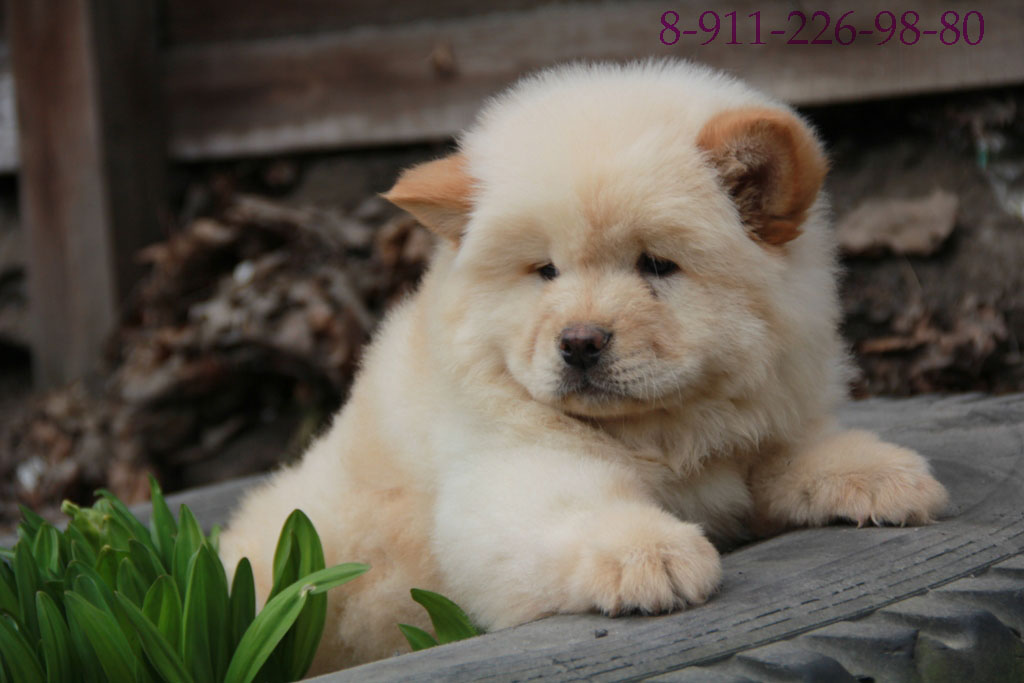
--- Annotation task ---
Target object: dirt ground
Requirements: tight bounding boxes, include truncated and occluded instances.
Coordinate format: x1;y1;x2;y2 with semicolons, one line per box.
0;86;1021;532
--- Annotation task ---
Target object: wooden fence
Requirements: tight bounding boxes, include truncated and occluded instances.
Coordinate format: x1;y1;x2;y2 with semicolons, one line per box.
2;0;1023;385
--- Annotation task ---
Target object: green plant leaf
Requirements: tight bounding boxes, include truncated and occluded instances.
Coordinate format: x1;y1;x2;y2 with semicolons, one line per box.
206;525;221;555
36;591;74;683
409;588;480;645
67;562;114;611
64;592;136;683
16;505;45;547
223;563;369;683
13;542;41;640
99;514;133;554
38;579;66;612
95;490;157;553
114;593;195;683
180;543;229;683
128;540;165;586
116;557;149;607
172;507;203;596
63;501;103;558
93;546;121;593
69;569;137;650
228;558;255;652
148;477;177;572
31;524;64;580
398;623;439;651
143;576;182;652
64;523;97;567
63;592;103;683
0;561;20;622
267;510;327;680
0;613;44;683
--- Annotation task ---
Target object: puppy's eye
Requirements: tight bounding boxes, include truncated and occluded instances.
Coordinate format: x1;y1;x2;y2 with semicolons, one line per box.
637;254;680;277
536;263;559;281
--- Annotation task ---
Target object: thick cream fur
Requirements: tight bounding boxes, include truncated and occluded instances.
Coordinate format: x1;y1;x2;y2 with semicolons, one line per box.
219;61;948;673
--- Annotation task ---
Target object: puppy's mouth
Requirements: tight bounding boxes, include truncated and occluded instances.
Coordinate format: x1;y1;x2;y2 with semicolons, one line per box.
553;368;657;418
556;369;626;401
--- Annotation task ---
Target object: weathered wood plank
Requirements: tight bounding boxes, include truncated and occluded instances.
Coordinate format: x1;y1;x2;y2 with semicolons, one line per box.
164;0;567;45
165;0;1024;161
313;393;1024;681
7;1;165;386
1;395;1021;679
0;63;17;173
0;0;1021;172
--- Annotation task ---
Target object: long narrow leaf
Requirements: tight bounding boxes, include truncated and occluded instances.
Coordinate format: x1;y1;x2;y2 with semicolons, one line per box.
62;502;103;557
70;570;137;651
269;510;327;680
228;558;255;652
148;477;177;572
64;524;97;567
0;613;44;683
36;591;74;683
398;623;439;651
409;588;480;644
206;525;221;555
114;593;194;683
67;563;115;611
93;546;121;593
63;595;103;683
172;507;203;596
95;490;157;553
64;592;136;682
129;540;165;586
143;576;182;652
180;543;229;683
117;557;149;607
16;505;45;546
99;513;133;554
31;524;63;579
223;563;368;683
13;543;40;640
0;562;19;621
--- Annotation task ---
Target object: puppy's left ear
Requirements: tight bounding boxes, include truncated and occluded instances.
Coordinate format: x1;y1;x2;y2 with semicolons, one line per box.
381;153;475;244
697;108;827;246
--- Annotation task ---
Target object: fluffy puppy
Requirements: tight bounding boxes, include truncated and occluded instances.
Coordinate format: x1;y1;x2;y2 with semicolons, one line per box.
219;60;948;673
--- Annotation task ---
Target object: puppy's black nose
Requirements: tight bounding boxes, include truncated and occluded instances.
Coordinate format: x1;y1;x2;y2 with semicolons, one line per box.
559;324;612;370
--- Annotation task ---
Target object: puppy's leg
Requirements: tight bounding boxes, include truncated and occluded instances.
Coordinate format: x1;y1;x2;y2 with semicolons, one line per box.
432;449;721;630
750;427;949;532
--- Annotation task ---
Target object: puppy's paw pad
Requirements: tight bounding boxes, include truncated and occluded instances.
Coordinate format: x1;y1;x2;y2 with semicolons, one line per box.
569;511;721;616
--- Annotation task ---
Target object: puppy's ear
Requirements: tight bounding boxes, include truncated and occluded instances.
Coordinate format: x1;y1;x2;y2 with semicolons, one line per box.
381;153;475;244
697;108;827;246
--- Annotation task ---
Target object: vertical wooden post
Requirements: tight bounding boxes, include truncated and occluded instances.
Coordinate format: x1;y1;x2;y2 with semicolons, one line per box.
7;0;165;387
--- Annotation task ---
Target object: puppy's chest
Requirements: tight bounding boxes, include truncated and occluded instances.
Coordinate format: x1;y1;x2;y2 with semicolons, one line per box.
632;454;754;542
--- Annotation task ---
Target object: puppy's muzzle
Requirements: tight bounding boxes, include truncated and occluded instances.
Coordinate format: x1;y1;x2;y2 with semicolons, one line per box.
559;324;613;370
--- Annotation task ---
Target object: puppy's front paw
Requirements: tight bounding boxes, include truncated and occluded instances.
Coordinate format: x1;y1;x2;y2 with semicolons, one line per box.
566;505;721;616
782;430;949;528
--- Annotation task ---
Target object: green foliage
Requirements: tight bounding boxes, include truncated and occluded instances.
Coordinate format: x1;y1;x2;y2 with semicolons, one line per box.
0;478;368;683
398;588;481;652
1;478;481;681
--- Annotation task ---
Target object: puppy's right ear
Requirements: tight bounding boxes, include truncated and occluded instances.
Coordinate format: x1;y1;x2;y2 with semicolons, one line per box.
381;154;475;244
697;108;827;246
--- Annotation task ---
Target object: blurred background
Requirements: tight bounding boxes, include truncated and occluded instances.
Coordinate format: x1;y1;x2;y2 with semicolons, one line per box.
0;0;1021;530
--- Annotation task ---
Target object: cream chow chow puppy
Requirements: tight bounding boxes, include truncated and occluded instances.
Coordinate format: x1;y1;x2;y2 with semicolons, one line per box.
220;60;948;672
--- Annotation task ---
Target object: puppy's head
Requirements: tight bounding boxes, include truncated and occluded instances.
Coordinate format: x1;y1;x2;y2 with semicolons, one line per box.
384;64;829;420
